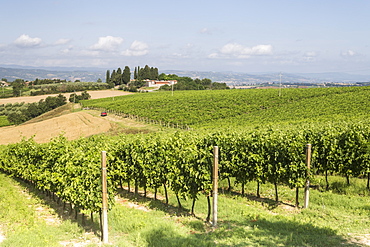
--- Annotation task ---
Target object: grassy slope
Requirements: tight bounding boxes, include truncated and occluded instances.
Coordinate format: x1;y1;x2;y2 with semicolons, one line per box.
0;173;87;247
101;176;369;246
2;171;366;246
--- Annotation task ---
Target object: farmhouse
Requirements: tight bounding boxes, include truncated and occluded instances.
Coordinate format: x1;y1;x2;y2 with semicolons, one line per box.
143;79;177;87
0;81;9;87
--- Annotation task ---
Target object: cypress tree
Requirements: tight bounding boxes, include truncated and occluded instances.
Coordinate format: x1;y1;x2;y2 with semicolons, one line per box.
143;65;150;79
116;67;123;85
137;66;141;80
106;70;110;83
123;66;131;84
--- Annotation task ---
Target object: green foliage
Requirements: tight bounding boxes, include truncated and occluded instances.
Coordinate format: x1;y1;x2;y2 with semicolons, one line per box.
11;79;26;97
30;82;110;96
123;66;131;84
82;86;370;129
69;91;91;103
0;135;117;213
80;86;370;196
0;115;11;127
134;65;158;80
4;94;67;124
4;125;368;215
32;78;67;85
0;86;13;98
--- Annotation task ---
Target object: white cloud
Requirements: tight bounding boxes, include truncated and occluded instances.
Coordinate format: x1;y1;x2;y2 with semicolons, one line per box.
200;28;212;35
90;36;123;52
54;38;71;45
341;49;356;57
14;34;42;48
210;43;273;59
61;45;73;54
304;51;317;57
122;41;149;56
172;53;189;58
303;51;318;61
208;53;218;58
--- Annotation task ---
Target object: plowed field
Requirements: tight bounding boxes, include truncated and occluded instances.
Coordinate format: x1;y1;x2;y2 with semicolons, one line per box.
0;111;112;145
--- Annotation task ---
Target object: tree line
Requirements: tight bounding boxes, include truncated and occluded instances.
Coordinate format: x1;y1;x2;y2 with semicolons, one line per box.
106;65;159;92
106;65;228;92
1;94;67;125
158;74;229;91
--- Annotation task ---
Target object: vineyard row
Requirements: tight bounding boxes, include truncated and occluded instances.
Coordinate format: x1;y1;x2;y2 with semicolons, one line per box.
0;123;369;216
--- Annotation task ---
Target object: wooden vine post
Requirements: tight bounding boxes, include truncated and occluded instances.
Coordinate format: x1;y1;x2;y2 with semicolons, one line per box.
304;144;312;209
101;151;109;243
212;146;219;227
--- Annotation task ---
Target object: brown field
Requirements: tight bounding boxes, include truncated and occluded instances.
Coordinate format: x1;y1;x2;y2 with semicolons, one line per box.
0;90;132;105
0;90;158;145
0;108;156;145
0;111;112;145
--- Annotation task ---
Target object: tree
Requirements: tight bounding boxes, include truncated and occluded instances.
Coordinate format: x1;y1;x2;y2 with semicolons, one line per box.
201;78;212;88
150;67;158;80
69;91;90;103
137;66;141;80
81;91;91;100
11;79;25;97
134;67;137;80
142;65;150;79
116;68;123;85
123;66;131;85
106;70;110;83
153;68;159;80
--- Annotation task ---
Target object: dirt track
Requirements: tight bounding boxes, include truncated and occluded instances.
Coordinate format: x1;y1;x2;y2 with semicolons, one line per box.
0;90;131;105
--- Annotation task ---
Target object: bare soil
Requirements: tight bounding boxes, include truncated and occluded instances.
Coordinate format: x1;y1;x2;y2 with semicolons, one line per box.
0;111;112;145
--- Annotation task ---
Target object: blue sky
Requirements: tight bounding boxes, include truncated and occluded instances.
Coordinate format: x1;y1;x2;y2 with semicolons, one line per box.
1;0;370;74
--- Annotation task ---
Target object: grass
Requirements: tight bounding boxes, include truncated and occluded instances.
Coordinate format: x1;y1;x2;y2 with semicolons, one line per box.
0;173;369;246
0;173;95;247
0;116;10;127
105;176;369;246
0;87;13;98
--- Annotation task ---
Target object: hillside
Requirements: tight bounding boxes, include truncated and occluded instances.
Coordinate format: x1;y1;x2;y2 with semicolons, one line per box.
0;66;104;82
82;86;370;130
0;111;112;145
2;86;370;246
0;107;158;145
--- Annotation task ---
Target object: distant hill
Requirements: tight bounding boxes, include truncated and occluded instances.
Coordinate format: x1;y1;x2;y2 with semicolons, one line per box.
1;65;369;84
161;70;370;85
0;66;105;82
